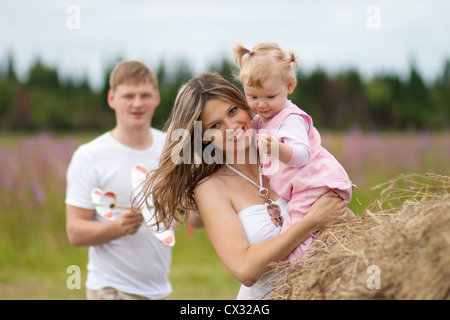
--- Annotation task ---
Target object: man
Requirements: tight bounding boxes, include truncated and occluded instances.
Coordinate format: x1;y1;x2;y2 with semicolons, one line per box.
65;61;172;299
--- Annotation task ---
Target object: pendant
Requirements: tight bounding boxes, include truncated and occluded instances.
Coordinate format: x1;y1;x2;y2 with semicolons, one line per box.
268;205;283;228
266;201;281;219
265;198;283;227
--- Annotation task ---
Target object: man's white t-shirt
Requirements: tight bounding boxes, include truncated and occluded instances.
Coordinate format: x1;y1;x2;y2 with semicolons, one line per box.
65;129;172;299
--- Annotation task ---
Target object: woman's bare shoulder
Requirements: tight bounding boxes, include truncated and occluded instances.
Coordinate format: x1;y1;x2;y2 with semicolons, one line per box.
194;171;237;222
196;172;224;194
195;167;230;192
194;168;235;209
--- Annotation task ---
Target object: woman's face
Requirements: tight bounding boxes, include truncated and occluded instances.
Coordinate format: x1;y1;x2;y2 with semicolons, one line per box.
200;98;254;155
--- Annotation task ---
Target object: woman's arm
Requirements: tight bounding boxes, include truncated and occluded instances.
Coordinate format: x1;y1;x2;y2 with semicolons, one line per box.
195;181;345;287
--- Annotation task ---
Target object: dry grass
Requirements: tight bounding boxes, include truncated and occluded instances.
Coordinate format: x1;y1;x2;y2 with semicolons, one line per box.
269;173;450;300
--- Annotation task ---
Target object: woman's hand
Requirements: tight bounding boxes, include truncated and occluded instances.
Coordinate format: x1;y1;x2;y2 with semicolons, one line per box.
305;191;351;230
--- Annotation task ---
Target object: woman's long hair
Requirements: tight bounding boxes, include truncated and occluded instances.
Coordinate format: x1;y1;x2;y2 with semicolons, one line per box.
133;72;251;229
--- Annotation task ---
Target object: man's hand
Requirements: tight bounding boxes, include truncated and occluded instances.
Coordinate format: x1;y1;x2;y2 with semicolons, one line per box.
117;211;144;235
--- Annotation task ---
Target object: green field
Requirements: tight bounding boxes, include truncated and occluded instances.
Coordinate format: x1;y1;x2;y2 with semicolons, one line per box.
0;130;449;299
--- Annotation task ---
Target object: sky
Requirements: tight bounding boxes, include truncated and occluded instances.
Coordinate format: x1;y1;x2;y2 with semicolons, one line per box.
1;0;449;89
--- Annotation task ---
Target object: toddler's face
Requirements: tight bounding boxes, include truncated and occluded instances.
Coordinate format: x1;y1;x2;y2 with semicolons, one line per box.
244;77;294;120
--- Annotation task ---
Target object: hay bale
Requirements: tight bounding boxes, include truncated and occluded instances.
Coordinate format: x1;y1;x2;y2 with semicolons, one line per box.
270;173;450;300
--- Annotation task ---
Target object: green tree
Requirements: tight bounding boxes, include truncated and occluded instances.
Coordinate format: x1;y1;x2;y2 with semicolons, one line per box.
6;53;18;82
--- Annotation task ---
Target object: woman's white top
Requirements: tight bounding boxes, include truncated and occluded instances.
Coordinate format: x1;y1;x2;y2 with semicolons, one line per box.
236;197;289;300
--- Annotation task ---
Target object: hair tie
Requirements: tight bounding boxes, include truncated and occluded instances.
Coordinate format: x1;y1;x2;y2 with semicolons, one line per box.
248;50;254;56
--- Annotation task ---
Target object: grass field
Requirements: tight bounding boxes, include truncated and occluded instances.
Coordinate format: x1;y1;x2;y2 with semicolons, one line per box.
0;130;449;300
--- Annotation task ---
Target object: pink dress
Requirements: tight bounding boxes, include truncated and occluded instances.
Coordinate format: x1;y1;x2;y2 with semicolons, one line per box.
253;100;355;261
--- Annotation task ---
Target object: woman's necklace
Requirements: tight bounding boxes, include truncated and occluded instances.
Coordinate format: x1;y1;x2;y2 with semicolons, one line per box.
225;157;283;228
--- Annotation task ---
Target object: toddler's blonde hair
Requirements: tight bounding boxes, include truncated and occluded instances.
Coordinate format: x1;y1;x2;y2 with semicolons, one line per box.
234;42;298;89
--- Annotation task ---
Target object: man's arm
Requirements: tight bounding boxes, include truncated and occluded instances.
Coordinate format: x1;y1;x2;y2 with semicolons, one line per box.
66;205;142;246
188;209;204;228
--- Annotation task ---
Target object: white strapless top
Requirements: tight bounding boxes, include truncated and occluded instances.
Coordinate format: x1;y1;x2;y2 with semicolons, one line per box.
236;197;289;300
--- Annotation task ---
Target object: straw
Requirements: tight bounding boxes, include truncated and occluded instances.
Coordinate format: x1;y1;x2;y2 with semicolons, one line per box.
269;173;450;300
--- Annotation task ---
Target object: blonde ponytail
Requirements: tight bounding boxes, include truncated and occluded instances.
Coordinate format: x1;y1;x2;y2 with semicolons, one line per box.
233;42;299;88
279;50;299;72
233;43;252;68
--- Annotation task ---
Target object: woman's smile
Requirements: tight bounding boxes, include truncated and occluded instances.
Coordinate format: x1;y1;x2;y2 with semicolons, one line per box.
232;128;245;142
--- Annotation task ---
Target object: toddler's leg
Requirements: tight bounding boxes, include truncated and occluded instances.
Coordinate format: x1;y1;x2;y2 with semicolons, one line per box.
280;211;315;261
280;187;333;261
286;234;316;261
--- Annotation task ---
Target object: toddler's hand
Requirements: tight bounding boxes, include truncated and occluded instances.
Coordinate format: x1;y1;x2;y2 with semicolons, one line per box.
257;133;279;155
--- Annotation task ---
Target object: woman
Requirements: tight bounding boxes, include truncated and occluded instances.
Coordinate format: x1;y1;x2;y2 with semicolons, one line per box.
136;72;351;299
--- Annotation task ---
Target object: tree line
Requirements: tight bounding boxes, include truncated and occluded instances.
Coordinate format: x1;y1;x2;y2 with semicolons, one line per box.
0;54;449;132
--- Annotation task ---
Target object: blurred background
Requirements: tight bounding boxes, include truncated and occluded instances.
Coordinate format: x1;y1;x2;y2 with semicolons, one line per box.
0;0;449;299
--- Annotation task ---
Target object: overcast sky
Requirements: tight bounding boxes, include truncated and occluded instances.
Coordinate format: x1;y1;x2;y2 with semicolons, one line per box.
1;0;449;88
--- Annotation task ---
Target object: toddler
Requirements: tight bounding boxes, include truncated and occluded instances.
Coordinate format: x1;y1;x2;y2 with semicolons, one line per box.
234;42;355;261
